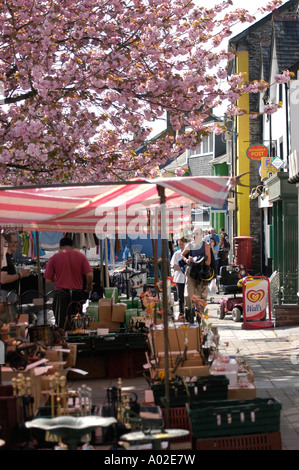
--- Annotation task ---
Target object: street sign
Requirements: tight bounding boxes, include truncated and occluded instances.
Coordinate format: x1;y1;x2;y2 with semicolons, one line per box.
242;276;274;329
246;144;268;161
260;156;280;178
271;156;284;170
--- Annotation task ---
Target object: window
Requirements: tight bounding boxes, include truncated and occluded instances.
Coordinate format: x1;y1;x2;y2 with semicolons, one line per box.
188;133;214;157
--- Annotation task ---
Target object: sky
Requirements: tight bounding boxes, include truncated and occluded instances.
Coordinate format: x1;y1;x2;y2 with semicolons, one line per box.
148;0;290;136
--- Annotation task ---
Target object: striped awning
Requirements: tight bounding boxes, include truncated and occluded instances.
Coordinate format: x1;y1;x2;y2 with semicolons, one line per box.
0;176;235;234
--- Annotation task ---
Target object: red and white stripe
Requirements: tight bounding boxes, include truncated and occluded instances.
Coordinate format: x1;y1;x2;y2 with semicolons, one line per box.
0;176;234;233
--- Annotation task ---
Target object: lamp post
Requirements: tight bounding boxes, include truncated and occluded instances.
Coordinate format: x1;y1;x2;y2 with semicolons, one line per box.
122;268;131;299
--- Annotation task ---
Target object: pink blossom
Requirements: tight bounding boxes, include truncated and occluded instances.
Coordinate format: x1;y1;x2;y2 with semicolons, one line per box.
0;0;284;184
175;167;185;177
274;70;293;84
263;103;280;114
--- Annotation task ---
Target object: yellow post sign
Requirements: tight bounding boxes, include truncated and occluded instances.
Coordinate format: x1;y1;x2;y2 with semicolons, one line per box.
260;157;279;179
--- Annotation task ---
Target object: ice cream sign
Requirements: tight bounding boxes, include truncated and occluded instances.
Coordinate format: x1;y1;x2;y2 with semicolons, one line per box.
242;276;274;329
243;277;268;320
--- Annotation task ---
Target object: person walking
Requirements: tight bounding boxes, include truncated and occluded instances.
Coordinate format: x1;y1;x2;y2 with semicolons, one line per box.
170;237;187;319
207;228;220;244
209;236;219;275
44;237;93;329
181;227;211;322
219;227;230;267
0;232;30;303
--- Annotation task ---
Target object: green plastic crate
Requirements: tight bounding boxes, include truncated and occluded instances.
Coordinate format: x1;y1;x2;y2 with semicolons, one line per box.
104;287;119;301
187;375;229;402
125;308;139;326
151;376;229;408
87;302;99;322
122;299;141;309
187;397;282;439
151;380;189;408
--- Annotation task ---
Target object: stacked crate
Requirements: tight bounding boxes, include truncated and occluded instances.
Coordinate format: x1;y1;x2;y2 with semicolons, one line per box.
187;397;282;450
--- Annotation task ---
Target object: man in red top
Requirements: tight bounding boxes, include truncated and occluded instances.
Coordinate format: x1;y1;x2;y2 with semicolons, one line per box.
44;237;93;329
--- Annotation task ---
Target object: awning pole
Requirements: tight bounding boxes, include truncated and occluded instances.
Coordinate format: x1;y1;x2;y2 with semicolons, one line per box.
104;237;110;288
158;185;169;428
35;231;46;324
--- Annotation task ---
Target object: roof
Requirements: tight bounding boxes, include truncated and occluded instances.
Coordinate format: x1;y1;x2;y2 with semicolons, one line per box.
273;18;299;72
229;0;299;46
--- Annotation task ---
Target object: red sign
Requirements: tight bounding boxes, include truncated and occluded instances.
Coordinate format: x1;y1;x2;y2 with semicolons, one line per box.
246;144;268;161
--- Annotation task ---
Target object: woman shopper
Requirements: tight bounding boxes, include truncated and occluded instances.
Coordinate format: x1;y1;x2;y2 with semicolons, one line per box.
170;237;187;320
181;227;211;322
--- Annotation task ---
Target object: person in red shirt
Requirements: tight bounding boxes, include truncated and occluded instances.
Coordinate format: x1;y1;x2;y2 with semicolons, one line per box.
44;237;93;329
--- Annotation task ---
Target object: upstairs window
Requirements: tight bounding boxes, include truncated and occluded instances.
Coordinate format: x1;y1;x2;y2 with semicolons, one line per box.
188;133;214;157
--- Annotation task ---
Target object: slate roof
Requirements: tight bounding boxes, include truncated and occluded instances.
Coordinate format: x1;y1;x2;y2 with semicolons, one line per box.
273;18;299;72
229;0;299;45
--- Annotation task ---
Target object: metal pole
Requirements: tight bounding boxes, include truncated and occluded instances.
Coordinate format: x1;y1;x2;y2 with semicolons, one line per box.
104;237;110;288
157;185;169;428
35;230;46;324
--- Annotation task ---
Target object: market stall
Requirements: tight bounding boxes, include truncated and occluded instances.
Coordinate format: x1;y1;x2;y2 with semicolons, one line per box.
0;175;243;449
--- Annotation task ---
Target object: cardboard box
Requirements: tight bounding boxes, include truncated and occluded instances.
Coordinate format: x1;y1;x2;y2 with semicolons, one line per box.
142;390;155;405
157;350;203;368
152;326;201;353
1;359;50;412
98;297;113;306
175;365;210;377
98;305;112;322
151;365;210;379
65;344;77;367
228;384;257;399
112;303;126;323
46;361;67;374
238;360;255;384
45;349;64;362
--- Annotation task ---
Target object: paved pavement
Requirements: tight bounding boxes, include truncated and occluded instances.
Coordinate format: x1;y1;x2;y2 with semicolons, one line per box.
207;293;299;450
69;292;299;450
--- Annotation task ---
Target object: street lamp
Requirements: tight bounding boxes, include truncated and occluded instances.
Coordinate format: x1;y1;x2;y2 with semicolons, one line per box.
249;185;269;200
122;268;131;299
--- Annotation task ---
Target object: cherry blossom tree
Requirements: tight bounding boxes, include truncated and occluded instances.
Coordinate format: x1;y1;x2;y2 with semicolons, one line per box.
0;0;287;184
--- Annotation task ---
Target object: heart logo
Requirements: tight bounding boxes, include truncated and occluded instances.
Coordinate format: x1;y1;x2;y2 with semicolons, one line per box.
247;290;265;303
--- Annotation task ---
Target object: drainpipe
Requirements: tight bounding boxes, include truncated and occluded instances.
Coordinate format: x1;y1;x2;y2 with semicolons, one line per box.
285;83;290;164
269;114;272;157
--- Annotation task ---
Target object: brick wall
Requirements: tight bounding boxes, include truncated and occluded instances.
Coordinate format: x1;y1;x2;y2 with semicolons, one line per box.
274;304;299;327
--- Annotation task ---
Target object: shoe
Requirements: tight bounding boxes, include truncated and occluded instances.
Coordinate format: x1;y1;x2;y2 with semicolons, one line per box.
178;313;185;321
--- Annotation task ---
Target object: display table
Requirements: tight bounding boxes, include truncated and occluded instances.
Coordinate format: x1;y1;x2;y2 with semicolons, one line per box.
66;332;149;379
67;332;149;352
